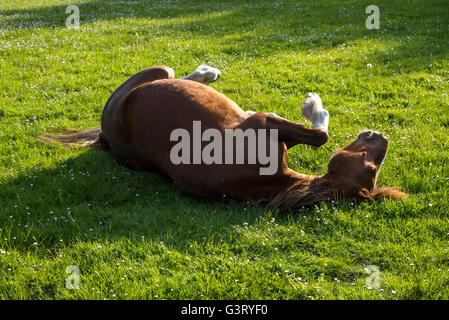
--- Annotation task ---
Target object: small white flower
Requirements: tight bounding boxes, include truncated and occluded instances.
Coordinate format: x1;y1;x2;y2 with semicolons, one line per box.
367;63;372;68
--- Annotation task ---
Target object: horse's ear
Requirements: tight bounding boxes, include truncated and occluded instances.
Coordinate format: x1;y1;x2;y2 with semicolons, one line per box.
370;187;408;199
328;151;367;174
328;152;347;173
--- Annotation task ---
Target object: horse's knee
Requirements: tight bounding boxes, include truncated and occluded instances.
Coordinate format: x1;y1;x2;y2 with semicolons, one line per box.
311;128;329;147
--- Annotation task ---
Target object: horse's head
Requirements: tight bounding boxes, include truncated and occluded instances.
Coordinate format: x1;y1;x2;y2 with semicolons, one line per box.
327;130;406;199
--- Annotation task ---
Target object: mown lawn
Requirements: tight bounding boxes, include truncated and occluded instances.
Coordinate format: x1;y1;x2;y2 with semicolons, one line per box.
0;0;448;299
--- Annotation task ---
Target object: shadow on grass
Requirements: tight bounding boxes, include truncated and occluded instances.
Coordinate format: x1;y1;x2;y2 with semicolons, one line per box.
0;0;446;254
0;147;271;252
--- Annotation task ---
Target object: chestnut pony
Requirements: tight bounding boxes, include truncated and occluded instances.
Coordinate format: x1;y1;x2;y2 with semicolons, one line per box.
42;65;406;211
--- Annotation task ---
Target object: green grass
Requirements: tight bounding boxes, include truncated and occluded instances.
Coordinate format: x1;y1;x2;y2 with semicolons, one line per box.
1;0;449;299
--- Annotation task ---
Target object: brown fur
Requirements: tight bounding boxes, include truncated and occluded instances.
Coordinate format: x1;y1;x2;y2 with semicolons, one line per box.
267;175;335;211
40;66;407;211
369;187;408;200
267;175;407;211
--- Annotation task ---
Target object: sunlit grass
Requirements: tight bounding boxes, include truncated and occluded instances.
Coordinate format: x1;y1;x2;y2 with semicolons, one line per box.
0;0;448;299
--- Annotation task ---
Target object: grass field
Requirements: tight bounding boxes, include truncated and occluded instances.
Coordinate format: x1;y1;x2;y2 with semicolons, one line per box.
1;0;449;299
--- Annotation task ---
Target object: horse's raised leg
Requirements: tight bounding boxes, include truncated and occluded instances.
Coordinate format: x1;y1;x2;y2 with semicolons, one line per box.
234;112;329;148
246;111;287;120
182;64;221;84
246;93;329;131
300;92;329;131
104;66;175;112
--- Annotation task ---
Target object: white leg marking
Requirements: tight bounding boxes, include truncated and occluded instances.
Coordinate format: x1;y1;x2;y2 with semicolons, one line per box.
300;92;329;130
182;64;221;84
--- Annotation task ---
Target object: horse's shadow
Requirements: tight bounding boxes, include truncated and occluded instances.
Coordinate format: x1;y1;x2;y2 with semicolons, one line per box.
1;147;272;252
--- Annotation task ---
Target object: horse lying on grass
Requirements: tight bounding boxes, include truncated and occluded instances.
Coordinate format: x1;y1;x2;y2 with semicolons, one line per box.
41;65;407;211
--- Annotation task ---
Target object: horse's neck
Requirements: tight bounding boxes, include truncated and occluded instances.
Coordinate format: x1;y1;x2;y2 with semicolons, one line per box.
268;170;333;210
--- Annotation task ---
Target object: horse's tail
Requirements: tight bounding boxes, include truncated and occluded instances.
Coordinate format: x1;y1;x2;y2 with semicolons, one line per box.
39;127;108;150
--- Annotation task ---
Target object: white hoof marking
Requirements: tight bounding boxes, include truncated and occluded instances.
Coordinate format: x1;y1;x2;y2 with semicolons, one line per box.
300;92;329;130
183;64;221;84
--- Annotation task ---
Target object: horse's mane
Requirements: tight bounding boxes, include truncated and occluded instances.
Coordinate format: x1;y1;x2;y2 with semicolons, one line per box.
268;175;335;211
268;175;407;212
